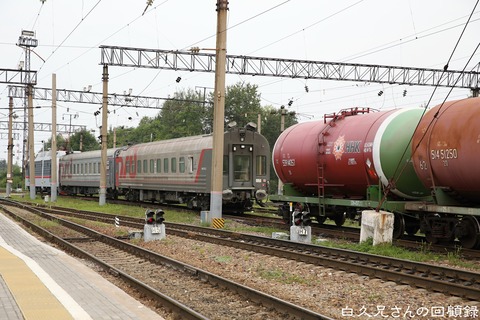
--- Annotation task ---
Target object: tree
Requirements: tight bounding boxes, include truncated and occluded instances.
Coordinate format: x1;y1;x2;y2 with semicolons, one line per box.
0;164;23;190
67;130;100;151
41;134;67;151
156;89;209;139
259;105;298;193
206;82;263;130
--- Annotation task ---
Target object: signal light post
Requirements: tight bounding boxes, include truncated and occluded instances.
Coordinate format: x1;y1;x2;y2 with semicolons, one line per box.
144;209;166;241
290;208;312;244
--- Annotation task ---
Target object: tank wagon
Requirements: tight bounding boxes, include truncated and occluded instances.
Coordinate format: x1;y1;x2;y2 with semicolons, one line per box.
58;122;270;212
270;98;480;249
25;150;67;194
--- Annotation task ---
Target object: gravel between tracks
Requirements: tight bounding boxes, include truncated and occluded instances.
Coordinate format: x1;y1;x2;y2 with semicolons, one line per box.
74;219;478;320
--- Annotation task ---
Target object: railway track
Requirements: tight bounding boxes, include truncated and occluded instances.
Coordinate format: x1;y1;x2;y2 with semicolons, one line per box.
60;195;480;257
0;199;331;320
5;199;479;302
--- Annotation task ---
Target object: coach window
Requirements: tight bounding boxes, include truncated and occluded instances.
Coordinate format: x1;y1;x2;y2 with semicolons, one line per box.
179;157;185;173
164;158;169;173
156;159;161;173
131;161;135;174
143;159;148;173
137;160;142;174
89;163;92;174
126;160;130;174
171;157;177;173
150;159;154;173
81;163;84;174
256;155;267;176
188;156;194;173
234;155;250;182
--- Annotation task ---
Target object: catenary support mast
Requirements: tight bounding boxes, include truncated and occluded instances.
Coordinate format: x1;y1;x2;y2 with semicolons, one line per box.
209;0;229;222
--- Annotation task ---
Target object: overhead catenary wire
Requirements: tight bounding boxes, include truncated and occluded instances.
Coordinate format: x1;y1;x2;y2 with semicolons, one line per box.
376;0;480;210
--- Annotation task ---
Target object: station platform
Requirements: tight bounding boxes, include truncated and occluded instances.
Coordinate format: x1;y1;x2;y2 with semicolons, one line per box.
0;211;164;320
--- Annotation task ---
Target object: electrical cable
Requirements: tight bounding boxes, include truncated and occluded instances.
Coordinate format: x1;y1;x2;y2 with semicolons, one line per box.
39;0;103;72
376;0;479;210
247;0;364;55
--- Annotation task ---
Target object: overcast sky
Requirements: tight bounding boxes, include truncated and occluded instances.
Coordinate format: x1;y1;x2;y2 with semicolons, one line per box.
0;0;479;162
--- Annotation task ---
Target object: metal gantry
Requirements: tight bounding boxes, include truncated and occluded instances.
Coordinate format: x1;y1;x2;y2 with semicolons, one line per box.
0;69;37;85
7;85;205;109
0;121;86;134
100;45;480;92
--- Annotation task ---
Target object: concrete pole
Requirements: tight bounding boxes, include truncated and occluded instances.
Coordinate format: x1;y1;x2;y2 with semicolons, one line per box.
277;106;286;195
209;0;228;223
6;97;14;197
99;65;108;206
28;85;36;200
51;73;58;202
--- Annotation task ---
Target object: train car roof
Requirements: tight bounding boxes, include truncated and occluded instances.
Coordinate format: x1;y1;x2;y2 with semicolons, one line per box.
34;150;67;161
120;134;213;155
60;148;120;160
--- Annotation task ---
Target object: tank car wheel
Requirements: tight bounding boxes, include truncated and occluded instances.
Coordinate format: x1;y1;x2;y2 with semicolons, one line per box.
424;232;438;244
405;225;420;236
334;212;346;227
278;203;291;223
456;216;480;249
317;215;327;225
393;213;405;239
404;216;420;236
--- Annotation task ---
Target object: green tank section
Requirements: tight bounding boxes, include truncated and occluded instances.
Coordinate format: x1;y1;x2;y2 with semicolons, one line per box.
372;108;430;199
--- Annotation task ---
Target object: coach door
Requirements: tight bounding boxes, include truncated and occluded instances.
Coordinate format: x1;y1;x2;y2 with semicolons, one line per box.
229;144;253;188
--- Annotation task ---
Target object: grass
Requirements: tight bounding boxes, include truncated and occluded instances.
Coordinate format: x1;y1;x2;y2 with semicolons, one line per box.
10;195;479;271
319;237;480;270
257;267;308;284
10;194;198;223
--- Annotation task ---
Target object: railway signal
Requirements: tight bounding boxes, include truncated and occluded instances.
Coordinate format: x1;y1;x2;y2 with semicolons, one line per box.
293;210;303;226
144;208;166;241
145;209;155;224
155;209;165;224
302;212;312;226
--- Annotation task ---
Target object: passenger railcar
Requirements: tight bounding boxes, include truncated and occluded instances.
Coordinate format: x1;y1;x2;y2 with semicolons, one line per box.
59;148;120;197
270;98;480;249
57;122;270;212
25;150;66;194
116;122;270;211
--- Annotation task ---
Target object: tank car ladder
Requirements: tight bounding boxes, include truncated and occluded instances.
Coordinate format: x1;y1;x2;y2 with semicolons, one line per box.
317;113;339;218
317;132;327;218
317;108;371;218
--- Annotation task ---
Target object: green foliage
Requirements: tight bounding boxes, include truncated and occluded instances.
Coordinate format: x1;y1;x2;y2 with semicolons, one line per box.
68;129;100;151
157;89;208;139
0;164;24;189
41;134;67;152
224;82;262;126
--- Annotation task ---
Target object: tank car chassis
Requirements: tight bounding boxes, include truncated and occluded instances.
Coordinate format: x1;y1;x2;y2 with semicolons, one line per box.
270;184;480;249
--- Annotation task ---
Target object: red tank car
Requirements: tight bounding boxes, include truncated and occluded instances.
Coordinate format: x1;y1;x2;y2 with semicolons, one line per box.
273;107;428;200
412;97;480;204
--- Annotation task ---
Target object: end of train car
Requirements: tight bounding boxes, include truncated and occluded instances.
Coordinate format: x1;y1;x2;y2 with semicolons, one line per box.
25;150;67;194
